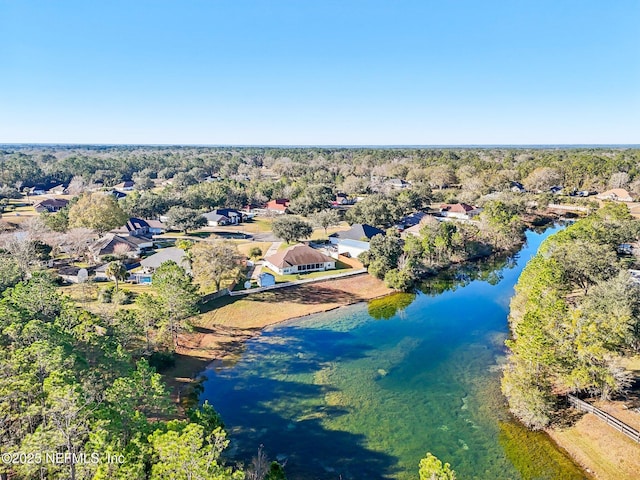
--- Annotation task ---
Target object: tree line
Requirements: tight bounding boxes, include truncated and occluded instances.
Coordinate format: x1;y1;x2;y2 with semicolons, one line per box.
501;203;640;429
2;146;640;224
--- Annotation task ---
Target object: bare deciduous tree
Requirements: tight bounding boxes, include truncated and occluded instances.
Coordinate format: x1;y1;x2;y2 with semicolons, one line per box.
608;171;630;189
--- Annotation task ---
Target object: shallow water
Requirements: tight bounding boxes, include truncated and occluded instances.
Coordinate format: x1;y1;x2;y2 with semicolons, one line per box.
200;226;587;479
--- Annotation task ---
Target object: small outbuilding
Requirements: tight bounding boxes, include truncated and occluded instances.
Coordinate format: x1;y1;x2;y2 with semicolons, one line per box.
257;272;276;287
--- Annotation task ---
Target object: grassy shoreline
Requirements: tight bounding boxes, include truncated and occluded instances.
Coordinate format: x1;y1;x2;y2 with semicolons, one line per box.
547;415;640;480
163;273;394;404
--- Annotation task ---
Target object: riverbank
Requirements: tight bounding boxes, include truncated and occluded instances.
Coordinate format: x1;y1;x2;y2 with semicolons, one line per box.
162;273;393;401
547;408;640;480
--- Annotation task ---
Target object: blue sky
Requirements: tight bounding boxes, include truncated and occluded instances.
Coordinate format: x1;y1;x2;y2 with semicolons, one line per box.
0;1;638;145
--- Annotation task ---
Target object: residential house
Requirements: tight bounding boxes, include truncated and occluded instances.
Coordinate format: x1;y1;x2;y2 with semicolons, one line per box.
243;202;264;213
93;263;110;281
596;188;635;203
398;211;428;228
575;190;594;198
34;198;69;213
510;182;526;193
402;223;423;237
329;223;385;244
89;234;146;261
139;247;190;274
257;272;276;287
48;184;67;195
402;216;441;237
217;208;243;224
94;262;136;282
145;219;166;235
266;198;290;214
202;211;231;226
202;209;244;226
110;218;154;248
264;244;336;275
112;217;151;237
439;203;482;220
26;185;47;196
110;190;127;199
385;178;410;189
114;180;135;191
57;266;82;283
333;193;353;205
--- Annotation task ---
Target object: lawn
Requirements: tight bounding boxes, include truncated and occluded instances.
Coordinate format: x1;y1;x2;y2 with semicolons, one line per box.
242;217;275;233
195;273;391;330
236;241;272;259
549;414;640;480
1;201;37;222
309;223;350;241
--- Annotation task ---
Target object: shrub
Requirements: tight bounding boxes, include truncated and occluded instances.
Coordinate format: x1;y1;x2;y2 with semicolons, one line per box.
148;351;176;372
98;286;114;303
112;289;133;305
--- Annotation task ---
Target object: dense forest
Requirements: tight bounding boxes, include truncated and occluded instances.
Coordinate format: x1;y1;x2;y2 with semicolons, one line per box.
0;271;272;480
1;146;640;215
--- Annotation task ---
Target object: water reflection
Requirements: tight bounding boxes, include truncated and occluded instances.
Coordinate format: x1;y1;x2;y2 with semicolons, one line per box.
199;225;585;480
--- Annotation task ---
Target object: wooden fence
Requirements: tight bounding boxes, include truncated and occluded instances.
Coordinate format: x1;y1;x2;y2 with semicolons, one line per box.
229;269;368;296
568;394;640;443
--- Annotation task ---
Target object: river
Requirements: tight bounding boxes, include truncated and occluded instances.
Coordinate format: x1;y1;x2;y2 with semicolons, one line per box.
199;225;588;479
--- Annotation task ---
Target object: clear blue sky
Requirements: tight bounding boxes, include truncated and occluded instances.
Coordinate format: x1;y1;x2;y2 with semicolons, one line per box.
0;1;638;145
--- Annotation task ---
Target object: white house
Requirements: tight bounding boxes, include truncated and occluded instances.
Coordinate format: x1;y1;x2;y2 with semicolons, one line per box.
202;209;243;226
439;203;482;220
336;239;370;258
596;189;635;203
264;244;336;275
202;212;231;226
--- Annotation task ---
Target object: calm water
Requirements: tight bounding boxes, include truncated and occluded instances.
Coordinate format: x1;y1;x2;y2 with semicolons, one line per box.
200;225;587;479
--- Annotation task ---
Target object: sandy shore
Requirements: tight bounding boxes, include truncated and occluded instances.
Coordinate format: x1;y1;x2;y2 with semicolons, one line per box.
163;273;393;399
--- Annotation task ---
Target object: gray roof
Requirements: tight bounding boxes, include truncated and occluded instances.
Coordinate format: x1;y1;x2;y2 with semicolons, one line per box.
399;211;427;227
330;224;385;241
140;247;189;271
202;211;229;223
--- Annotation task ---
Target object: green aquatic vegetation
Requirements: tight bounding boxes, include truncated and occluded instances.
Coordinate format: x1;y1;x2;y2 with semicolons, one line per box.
498;421;588;480
368;292;417;320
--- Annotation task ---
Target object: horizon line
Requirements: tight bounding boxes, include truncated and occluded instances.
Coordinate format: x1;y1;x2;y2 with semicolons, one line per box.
1;142;640;149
